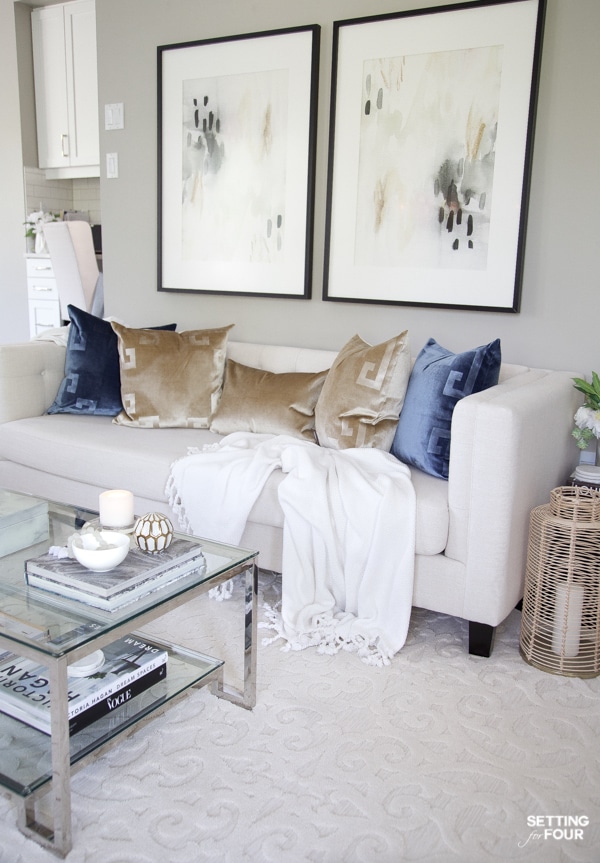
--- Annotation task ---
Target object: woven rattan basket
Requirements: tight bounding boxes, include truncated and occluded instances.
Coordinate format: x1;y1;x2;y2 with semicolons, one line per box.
520;486;600;677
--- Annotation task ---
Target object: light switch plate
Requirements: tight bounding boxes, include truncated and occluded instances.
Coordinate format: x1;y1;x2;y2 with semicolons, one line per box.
106;153;119;179
105;103;124;130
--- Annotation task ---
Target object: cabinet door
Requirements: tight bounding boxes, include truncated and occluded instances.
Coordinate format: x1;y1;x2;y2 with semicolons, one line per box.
32;6;70;170
64;0;99;168
31;1;99;174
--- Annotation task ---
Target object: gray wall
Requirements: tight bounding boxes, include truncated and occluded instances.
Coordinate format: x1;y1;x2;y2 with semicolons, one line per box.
14;0;37;168
0;0;30;344
97;0;600;371
2;0;598;373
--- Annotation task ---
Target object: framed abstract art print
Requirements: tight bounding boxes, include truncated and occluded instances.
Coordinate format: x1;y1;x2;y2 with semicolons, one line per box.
158;25;320;299
323;0;546;312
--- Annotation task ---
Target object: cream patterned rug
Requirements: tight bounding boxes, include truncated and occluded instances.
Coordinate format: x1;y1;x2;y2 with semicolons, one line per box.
0;572;598;863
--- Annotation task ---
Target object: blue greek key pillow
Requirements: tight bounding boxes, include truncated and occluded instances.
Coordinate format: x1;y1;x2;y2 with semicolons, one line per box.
47;306;176;416
391;337;501;479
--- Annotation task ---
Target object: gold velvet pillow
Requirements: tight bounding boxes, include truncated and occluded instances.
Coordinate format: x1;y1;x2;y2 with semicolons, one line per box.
210;360;328;440
315;331;411;450
111;322;233;428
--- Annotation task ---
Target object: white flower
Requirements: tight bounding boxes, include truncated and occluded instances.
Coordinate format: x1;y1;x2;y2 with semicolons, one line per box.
24;209;60;236
574;406;600;438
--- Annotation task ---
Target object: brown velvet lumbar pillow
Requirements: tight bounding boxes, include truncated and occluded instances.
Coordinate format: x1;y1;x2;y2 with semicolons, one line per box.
314;330;411;450
111;322;234;428
210;359;328;441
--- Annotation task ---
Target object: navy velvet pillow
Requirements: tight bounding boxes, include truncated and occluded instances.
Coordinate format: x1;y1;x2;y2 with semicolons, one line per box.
391;337;501;479
47;306;177;416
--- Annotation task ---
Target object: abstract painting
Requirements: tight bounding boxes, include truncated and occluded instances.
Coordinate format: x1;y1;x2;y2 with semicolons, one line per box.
181;69;288;264
159;26;320;298
324;0;546;312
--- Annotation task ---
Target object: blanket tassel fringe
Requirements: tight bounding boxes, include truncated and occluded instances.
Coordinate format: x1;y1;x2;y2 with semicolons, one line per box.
259;602;393;668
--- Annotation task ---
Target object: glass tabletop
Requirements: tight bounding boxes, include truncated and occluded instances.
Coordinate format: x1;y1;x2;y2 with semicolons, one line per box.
0;491;257;660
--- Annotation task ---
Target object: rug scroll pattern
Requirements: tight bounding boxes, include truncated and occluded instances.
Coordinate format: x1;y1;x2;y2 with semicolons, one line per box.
0;573;598;863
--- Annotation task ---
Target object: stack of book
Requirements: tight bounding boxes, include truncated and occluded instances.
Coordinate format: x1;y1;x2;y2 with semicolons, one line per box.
25;537;206;611
0;634;167;735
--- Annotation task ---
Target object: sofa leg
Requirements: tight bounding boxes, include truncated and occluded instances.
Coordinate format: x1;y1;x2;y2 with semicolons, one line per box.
468;621;495;657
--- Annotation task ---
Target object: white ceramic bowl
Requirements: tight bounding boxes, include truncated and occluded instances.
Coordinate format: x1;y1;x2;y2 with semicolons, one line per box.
70;530;130;572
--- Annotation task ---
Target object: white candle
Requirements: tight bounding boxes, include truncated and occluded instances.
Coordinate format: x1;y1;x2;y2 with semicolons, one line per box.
552;583;584;658
99;489;134;529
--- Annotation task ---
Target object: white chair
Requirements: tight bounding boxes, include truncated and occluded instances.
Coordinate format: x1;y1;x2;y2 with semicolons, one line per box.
43;221;104;321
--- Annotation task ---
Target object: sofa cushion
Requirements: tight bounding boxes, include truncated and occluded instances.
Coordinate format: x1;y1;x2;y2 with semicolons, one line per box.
47;307;176;417
243;459;449;556
112;322;233;428
391;337;501;479
0;407;450;559
409;467;450;556
315;331;411;450
0;414;217;503
210;360;328;440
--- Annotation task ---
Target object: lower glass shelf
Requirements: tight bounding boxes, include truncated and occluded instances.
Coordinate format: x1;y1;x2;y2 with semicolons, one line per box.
0;641;223;797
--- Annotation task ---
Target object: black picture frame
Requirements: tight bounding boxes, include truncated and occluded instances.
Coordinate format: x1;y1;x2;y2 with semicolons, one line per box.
158;25;320;299
323;0;546;312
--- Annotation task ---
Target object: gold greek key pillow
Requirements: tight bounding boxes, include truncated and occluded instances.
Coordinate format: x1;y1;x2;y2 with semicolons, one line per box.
111;322;233;428
210;360;328;440
315;331;410;450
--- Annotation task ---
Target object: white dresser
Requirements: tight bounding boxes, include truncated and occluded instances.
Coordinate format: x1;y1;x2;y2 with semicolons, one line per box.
26;256;61;338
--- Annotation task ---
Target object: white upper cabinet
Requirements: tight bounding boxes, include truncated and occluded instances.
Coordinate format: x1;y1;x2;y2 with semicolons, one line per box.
32;0;99;178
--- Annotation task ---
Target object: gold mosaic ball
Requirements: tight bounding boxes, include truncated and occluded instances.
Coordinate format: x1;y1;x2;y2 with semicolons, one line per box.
134;512;174;553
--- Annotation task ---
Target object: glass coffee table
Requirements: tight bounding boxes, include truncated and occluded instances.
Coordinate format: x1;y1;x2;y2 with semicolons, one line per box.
0;492;258;857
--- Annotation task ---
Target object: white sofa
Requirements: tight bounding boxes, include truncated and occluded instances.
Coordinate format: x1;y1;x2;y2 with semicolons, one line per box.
0;337;580;656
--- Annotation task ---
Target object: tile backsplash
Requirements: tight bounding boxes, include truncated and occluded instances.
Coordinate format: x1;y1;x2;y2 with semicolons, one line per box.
72;178;101;225
24;166;102;225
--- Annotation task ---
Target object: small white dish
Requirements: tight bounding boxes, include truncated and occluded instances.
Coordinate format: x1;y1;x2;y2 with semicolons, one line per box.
70;530;130;572
68;649;105;677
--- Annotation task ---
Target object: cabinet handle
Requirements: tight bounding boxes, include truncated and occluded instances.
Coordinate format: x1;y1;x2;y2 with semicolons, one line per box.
61;134;69;157
32;285;53;292
34;265;52;271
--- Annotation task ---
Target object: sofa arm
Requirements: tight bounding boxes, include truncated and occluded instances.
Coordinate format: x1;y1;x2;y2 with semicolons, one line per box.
447;369;581;626
0;342;66;423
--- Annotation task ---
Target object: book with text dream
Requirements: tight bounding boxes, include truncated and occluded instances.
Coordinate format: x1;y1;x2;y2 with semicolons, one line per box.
0;634;167;735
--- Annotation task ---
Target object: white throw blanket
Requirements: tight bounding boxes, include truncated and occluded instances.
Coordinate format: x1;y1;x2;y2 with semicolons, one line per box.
166;433;416;666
